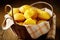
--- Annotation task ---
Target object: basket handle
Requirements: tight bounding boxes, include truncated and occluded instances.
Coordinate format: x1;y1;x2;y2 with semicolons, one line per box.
5;4;15;24
31;1;53;15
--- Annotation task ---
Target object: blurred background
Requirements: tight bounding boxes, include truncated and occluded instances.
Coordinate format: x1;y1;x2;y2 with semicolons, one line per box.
0;0;60;40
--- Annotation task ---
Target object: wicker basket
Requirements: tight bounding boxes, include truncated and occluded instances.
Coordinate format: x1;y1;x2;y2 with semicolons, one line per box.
2;1;56;40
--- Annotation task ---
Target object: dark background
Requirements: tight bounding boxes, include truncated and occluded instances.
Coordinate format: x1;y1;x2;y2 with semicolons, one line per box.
0;0;60;40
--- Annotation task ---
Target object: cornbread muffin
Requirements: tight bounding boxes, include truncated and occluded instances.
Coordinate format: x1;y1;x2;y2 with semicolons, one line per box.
19;5;31;13
14;13;25;21
17;22;24;25
37;20;46;24
8;8;19;16
37;9;51;20
24;8;37;19
24;18;36;25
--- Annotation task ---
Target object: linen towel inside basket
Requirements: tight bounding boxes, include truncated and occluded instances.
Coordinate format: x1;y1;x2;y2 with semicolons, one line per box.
2;8;52;39
24;21;50;39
